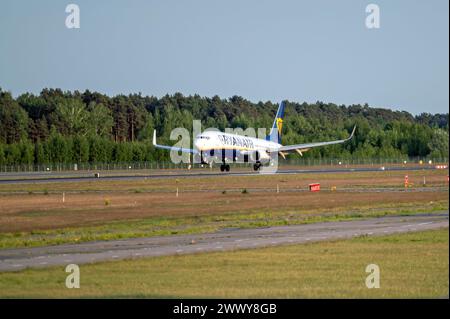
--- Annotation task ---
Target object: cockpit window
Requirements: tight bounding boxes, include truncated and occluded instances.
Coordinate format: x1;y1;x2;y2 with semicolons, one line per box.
198;136;210;140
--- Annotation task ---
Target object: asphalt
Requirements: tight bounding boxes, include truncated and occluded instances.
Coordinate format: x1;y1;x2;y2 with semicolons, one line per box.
0;165;441;184
0;213;447;272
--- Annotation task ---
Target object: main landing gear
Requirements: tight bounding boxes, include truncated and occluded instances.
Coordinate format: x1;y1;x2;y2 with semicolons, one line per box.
253;162;262;171
220;164;230;172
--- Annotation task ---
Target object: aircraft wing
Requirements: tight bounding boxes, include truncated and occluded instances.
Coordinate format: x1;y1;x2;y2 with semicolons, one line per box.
152;130;198;154
276;125;356;155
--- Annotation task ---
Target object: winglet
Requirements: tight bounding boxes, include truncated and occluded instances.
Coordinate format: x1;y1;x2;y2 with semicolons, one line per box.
152;129;157;146
348;125;356;140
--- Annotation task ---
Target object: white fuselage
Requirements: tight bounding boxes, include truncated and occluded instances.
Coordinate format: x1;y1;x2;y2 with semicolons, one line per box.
194;131;281;164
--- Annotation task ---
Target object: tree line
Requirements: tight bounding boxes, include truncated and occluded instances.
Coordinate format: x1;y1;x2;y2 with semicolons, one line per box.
0;88;448;166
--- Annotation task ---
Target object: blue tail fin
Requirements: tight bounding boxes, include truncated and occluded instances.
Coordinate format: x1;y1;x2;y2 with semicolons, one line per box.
266;101;286;143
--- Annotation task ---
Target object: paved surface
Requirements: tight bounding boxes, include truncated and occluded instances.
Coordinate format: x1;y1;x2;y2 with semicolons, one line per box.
0;165;441;184
0;213;447;272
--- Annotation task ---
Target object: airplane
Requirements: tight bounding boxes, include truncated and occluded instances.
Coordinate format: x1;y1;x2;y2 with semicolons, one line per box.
153;101;356;172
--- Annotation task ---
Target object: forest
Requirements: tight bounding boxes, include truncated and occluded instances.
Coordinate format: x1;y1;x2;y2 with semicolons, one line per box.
0;88;448;166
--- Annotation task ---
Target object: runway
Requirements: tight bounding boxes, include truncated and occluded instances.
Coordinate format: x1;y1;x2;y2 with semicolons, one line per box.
0;165;440;184
0;213;447;272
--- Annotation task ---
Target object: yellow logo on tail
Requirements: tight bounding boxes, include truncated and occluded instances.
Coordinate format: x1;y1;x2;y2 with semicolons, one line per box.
276;118;283;135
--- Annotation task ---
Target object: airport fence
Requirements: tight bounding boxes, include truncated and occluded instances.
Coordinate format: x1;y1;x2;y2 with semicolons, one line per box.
0;157;448;173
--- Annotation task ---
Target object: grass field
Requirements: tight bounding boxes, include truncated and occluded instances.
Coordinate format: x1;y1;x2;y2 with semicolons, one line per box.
0;169;447;193
0;169;448;248
0;200;447;249
0;228;447;298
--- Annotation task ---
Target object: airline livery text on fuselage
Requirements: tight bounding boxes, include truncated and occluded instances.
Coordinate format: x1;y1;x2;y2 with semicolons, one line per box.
217;134;255;150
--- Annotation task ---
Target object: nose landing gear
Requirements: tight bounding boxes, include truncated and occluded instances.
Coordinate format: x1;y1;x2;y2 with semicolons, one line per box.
220;164;230;172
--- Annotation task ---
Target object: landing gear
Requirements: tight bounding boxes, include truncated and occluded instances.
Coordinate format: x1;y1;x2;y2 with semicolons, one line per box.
200;151;209;165
253;162;262;171
219;149;230;172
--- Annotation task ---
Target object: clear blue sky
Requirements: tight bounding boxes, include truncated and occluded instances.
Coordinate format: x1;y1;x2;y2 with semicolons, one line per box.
0;0;448;114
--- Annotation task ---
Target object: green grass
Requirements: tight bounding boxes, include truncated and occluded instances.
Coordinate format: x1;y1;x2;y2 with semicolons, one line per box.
0;228;447;298
0;169;447;194
0;201;447;249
